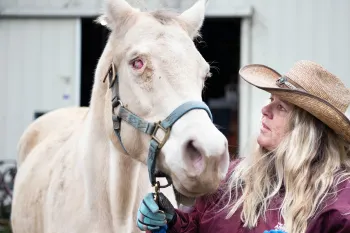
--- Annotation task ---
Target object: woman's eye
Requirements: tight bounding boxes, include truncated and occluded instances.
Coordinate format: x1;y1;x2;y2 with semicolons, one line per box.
131;58;144;70
278;105;286;111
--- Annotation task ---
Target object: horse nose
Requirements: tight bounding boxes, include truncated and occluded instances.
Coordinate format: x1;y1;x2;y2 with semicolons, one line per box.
182;136;229;178
183;139;205;175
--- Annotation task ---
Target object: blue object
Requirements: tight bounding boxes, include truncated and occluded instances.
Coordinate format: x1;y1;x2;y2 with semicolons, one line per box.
137;193;172;231
263;230;287;233
152;225;168;233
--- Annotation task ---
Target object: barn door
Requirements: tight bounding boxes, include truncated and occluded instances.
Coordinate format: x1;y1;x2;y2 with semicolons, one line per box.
0;18;81;161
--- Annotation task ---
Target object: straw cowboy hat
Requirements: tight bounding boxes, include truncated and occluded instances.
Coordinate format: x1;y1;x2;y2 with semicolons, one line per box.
239;60;350;142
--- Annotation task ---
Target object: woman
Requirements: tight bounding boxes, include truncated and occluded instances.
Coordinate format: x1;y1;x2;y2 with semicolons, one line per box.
136;60;350;233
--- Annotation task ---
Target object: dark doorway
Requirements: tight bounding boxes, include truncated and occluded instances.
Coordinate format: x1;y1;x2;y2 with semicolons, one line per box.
80;17;241;156
80;18;109;107
195;17;241;156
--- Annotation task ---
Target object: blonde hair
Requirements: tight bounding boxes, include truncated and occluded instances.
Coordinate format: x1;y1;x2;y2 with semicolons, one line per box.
222;106;350;233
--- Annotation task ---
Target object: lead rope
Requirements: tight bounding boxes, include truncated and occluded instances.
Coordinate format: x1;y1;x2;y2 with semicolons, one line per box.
152;181;168;233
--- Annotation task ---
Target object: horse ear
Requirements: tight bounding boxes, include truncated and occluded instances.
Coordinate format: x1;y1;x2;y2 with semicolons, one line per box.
96;0;139;30
177;0;208;39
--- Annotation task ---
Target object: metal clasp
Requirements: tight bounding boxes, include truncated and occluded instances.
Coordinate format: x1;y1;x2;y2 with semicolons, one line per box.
151;121;171;149
153;181;160;202
153;181;165;214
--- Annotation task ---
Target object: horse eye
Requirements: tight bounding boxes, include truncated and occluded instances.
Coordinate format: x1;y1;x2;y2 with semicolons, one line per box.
131;58;144;70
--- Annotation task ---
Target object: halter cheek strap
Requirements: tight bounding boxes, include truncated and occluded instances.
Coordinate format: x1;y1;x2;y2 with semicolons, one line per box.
104;64;213;188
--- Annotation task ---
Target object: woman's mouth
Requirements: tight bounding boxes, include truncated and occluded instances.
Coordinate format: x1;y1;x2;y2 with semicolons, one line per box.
262;122;270;131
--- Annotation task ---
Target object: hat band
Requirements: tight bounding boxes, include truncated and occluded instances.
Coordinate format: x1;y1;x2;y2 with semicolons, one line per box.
276;76;306;92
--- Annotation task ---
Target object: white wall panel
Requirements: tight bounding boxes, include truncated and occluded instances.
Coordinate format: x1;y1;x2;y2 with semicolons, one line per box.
0;19;80;160
0;0;96;9
0;0;251;17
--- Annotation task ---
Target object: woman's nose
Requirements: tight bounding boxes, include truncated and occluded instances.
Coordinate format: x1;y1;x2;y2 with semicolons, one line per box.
261;105;272;119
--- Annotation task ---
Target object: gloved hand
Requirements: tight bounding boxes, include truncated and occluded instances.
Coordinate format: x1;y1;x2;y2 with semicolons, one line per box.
137;192;176;231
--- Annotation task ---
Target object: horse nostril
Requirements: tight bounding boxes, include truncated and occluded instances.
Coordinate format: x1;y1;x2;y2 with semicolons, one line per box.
185;139;204;174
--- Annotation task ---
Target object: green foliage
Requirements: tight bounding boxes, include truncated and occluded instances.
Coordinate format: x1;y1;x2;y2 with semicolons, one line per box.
0;226;12;233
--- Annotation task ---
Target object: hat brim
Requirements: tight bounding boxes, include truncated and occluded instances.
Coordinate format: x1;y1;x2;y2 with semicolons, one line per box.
239;64;350;142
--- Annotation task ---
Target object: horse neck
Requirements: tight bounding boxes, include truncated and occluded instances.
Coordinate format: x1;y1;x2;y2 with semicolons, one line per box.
78;40;113;205
80;40;149;226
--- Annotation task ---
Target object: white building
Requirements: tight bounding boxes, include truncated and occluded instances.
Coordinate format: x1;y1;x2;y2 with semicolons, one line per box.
1;0;350;160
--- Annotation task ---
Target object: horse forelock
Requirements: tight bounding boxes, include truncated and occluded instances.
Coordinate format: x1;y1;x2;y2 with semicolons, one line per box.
150;10;180;25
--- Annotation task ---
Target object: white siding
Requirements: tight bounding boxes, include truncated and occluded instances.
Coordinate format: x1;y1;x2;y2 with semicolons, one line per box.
0;0;251;17
0;19;80;160
0;0;245;10
0;0;97;9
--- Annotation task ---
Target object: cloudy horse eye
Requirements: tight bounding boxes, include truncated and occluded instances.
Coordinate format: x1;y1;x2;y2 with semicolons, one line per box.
131;58;144;69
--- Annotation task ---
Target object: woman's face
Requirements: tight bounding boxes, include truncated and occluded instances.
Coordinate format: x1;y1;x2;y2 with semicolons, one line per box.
257;94;293;151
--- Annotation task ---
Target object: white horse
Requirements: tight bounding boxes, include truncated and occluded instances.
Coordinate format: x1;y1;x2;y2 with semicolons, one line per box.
10;0;230;232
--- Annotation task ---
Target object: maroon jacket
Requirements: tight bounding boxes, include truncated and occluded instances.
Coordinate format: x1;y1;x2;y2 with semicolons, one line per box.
166;161;350;233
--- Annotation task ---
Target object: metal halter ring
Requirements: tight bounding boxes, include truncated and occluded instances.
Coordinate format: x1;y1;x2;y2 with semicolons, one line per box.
117;99;124;107
112;99;124;115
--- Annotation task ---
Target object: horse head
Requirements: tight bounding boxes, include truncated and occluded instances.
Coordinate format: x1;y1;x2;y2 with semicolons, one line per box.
99;0;230;198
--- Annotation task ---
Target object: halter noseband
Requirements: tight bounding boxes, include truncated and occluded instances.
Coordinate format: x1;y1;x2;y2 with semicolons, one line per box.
103;63;213;189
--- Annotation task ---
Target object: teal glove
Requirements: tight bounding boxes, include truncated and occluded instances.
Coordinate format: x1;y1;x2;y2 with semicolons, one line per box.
137;192;176;231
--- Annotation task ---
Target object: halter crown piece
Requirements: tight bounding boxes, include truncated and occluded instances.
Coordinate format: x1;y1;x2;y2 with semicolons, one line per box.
103;63;214;189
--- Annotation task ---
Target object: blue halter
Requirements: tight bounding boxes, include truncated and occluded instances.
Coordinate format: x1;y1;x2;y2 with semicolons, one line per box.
104;64;213;187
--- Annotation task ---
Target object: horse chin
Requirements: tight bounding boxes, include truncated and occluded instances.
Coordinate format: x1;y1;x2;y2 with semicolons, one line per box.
173;188;196;206
171;175;209;199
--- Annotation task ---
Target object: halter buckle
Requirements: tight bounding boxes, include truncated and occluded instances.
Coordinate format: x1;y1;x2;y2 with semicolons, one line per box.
151;122;171;149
